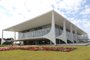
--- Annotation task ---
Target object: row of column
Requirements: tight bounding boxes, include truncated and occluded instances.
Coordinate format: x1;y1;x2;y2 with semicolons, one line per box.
65;21;78;43
43;10;78;45
52;12;78;44
1;11;79;45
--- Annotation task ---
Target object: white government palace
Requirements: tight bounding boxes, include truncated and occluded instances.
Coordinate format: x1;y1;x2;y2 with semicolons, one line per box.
2;10;88;45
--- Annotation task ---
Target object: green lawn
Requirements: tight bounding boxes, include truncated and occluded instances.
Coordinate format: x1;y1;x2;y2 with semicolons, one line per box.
0;46;90;60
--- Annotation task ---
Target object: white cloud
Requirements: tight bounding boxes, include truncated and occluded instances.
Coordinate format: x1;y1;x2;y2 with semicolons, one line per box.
80;7;90;15
84;20;90;28
56;0;86;14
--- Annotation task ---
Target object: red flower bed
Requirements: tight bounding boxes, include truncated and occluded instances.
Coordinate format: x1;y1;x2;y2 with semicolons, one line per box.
40;47;76;52
20;47;39;51
0;46;76;52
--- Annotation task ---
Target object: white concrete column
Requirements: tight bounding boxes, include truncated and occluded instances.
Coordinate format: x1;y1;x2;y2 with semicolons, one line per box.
1;30;5;45
1;30;3;45
70;24;74;43
56;20;67;44
14;32;16;45
75;27;78;43
51;10;56;45
42;11;56;45
2;30;3;40
63;20;67;44
14;32;16;40
20;41;24;45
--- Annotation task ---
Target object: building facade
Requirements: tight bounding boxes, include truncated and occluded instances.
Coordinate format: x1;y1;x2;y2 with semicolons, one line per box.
3;10;88;45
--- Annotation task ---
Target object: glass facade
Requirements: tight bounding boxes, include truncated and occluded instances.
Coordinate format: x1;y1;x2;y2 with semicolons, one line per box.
77;34;88;42
18;23;86;43
66;31;71;40
55;24;63;36
18;24;64;39
18;24;51;39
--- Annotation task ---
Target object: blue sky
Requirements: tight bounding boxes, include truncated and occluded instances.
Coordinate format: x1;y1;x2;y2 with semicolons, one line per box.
0;0;90;39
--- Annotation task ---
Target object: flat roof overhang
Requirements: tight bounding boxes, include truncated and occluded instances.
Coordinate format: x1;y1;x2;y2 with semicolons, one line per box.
4;10;52;32
4;10;86;35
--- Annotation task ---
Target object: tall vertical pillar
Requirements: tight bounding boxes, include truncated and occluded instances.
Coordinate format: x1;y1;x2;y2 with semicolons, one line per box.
70;24;74;43
14;32;16;45
51;10;56;45
1;30;3;45
56;20;67;44
14;32;16;40
75;27;78;43
1;30;5;45
42;11;56;45
63;20;67;44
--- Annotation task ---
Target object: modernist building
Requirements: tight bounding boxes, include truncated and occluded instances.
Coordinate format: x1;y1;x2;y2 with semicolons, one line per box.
2;10;88;45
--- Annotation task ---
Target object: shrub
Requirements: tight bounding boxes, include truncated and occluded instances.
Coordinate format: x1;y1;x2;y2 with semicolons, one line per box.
3;42;13;45
0;46;77;52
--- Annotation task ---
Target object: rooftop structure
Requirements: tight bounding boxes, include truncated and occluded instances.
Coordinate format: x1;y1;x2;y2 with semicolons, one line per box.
2;10;88;45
